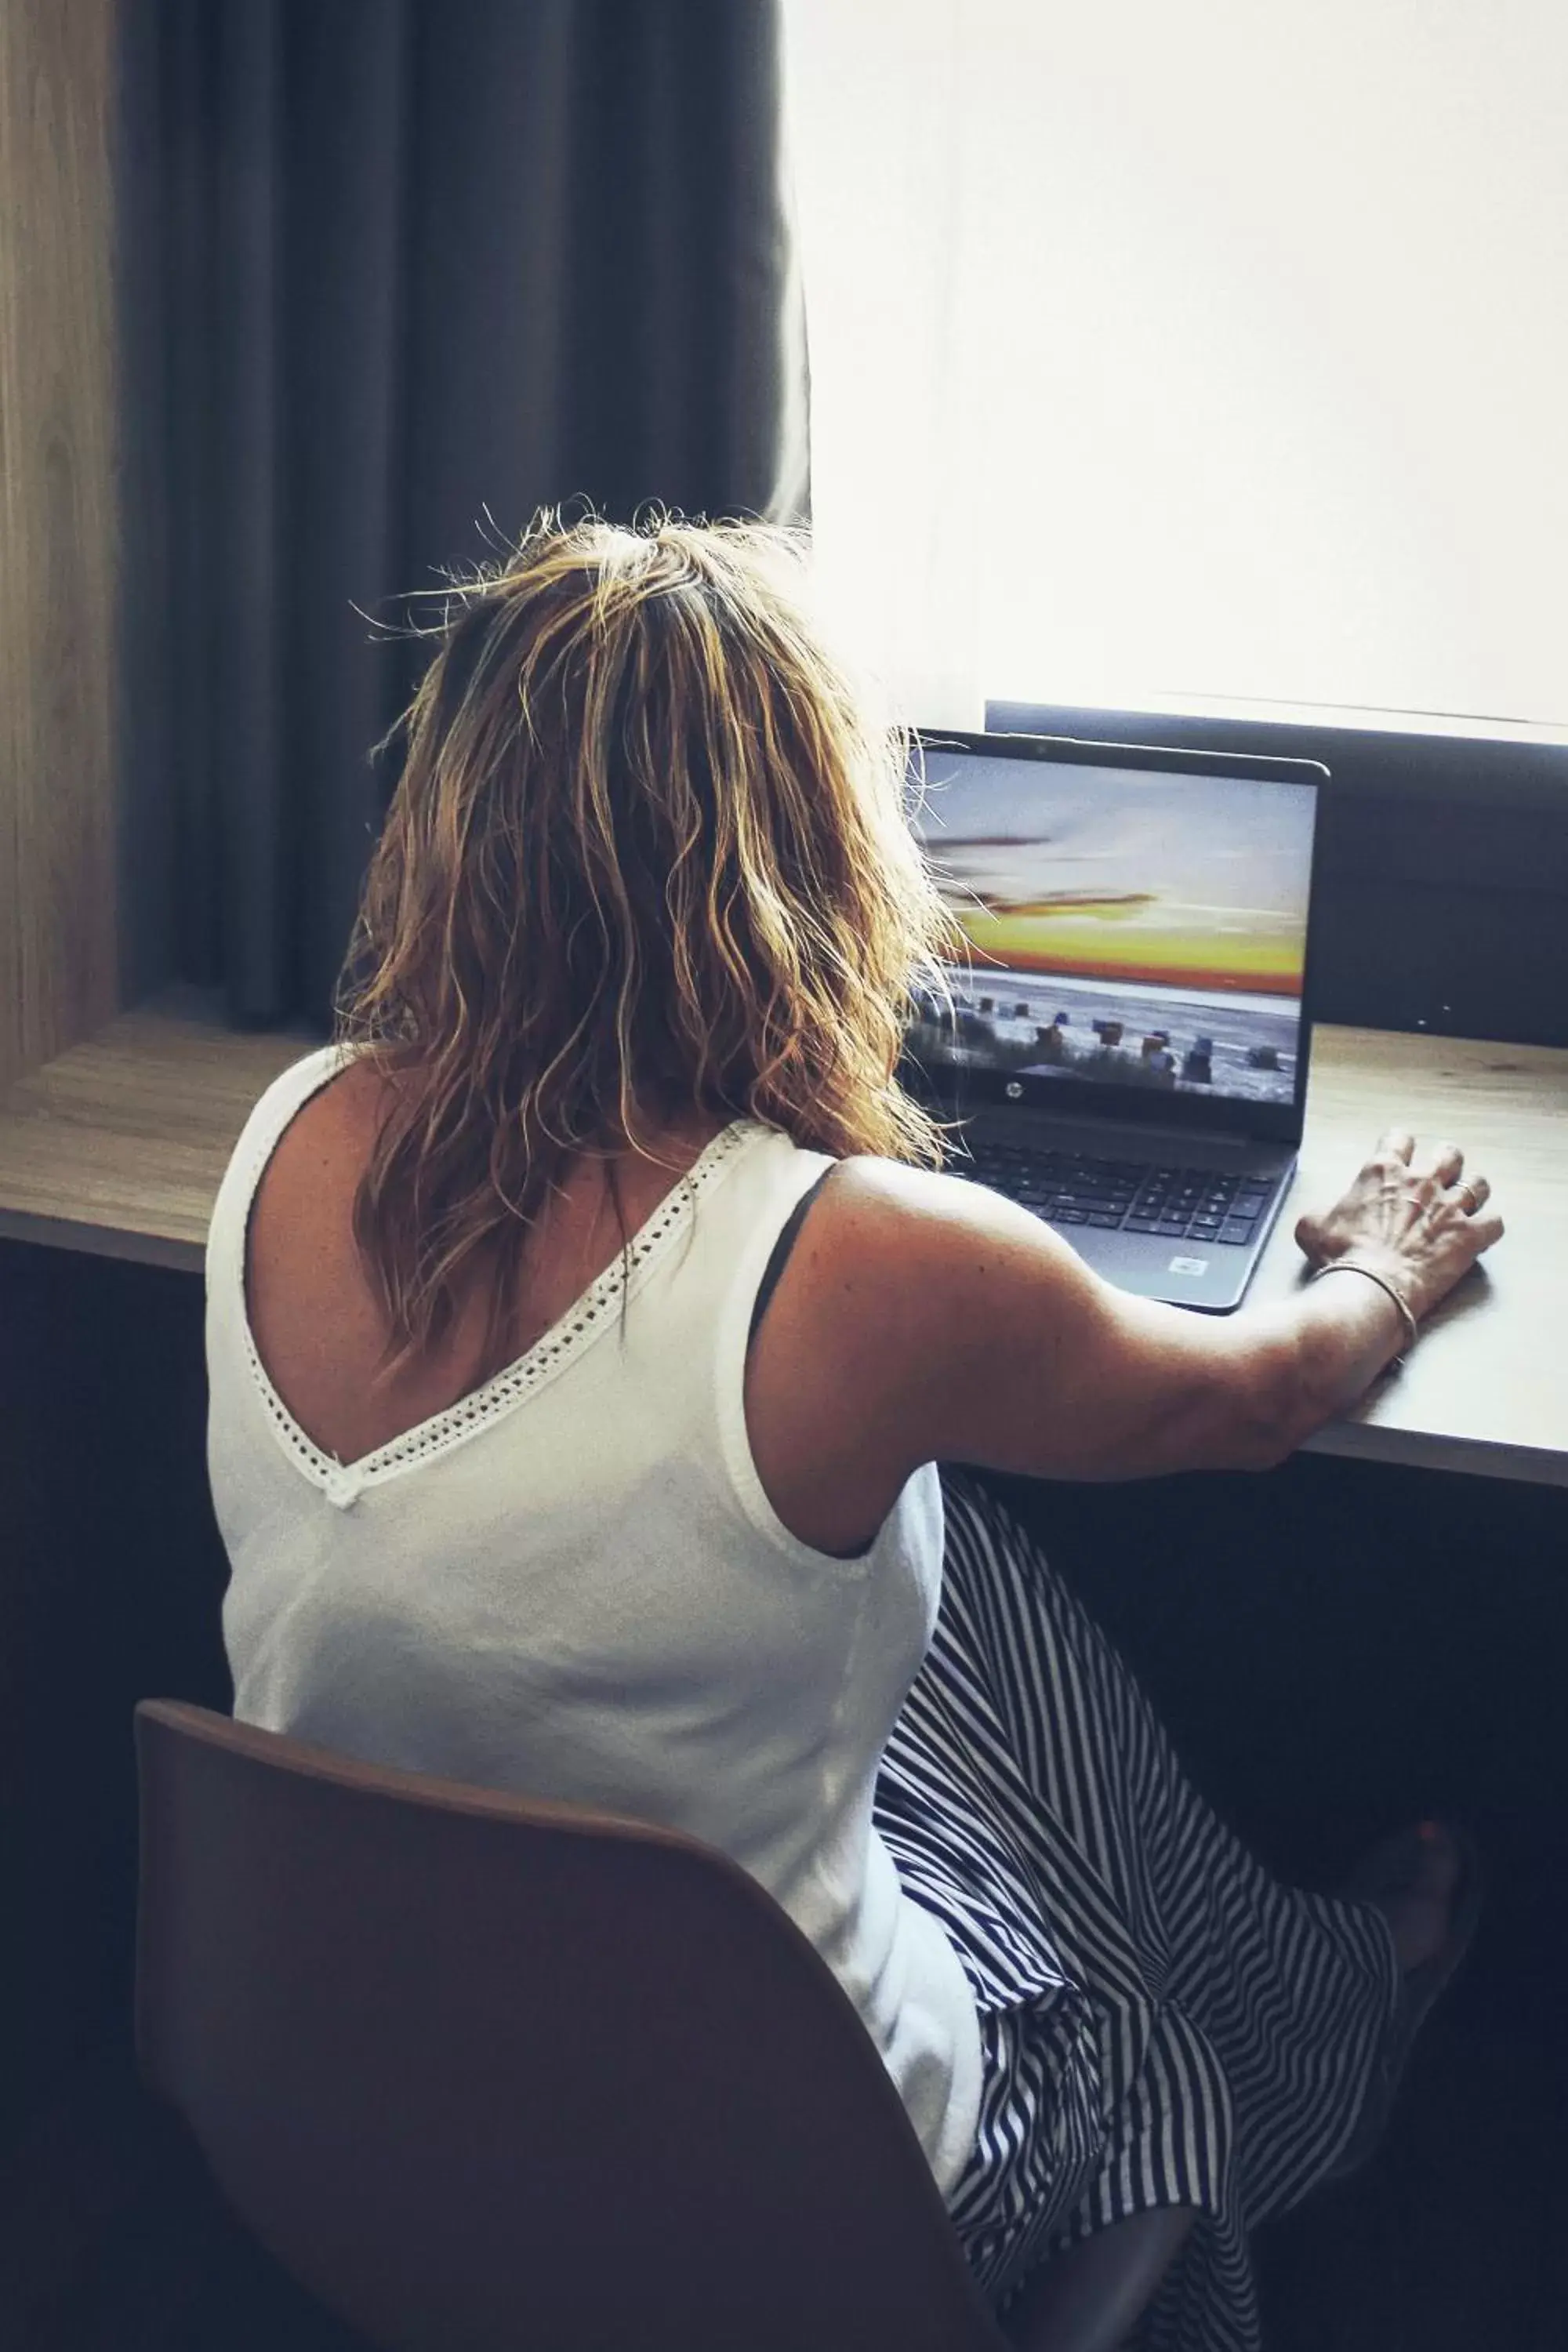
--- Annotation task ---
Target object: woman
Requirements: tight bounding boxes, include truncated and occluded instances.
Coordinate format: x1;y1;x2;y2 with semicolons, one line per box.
209;516;1499;2351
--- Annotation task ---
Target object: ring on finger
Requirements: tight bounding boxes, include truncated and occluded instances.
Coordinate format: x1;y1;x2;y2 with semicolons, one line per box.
1454;1178;1480;1214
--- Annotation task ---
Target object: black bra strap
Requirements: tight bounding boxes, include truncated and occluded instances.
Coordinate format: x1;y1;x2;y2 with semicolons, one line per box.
746;1167;836;1353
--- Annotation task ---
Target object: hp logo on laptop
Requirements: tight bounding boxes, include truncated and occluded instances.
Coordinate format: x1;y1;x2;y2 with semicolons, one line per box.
1005;1080;1023;1100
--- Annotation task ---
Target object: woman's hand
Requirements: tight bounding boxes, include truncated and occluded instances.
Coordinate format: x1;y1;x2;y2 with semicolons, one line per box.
1294;1128;1504;1326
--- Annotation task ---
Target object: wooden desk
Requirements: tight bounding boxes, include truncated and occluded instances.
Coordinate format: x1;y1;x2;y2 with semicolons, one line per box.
0;993;314;1269
1247;1028;1567;1486
2;992;1565;1483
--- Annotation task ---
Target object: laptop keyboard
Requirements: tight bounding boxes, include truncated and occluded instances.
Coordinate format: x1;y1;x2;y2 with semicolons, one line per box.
960;1142;1276;1246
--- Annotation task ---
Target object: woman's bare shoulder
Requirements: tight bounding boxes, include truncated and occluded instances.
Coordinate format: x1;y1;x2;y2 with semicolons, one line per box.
741;1151;1044;1554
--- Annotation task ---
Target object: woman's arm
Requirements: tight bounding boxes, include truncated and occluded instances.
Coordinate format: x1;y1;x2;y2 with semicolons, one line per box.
761;1131;1502;1490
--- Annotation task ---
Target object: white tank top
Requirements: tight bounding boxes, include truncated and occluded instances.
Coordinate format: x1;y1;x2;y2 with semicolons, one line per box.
209;1048;982;2193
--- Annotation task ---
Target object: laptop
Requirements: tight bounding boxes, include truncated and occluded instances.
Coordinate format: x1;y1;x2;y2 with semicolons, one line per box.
902;729;1329;1312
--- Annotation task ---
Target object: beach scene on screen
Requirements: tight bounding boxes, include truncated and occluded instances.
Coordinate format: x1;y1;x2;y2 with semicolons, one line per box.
907;752;1316;1105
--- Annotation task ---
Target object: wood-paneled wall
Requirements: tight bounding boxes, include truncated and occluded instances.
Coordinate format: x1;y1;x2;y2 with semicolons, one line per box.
0;0;120;1094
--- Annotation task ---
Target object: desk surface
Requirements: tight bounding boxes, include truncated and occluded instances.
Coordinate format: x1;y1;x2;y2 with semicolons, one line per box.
2;991;1565;1484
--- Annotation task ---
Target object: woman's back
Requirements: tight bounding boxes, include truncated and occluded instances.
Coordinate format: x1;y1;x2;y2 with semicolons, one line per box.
245;1052;931;1557
215;1047;983;2194
247;1057;721;1470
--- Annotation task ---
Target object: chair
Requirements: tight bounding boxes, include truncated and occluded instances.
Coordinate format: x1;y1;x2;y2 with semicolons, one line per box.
134;1700;1190;2352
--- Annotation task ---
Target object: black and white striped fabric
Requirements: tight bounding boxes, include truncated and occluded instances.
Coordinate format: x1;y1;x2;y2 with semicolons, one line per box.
873;1472;1399;2351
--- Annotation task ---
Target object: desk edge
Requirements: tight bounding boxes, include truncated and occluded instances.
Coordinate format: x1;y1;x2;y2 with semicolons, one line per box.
0;1207;205;1274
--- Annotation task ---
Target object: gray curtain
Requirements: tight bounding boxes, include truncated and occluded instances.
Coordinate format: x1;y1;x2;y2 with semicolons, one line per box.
118;0;809;1028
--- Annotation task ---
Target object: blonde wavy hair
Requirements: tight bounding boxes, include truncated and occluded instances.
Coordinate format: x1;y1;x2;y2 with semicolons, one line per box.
336;510;961;1370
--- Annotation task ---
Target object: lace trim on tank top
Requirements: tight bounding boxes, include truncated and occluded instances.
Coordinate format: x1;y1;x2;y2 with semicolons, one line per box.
239;1116;760;1509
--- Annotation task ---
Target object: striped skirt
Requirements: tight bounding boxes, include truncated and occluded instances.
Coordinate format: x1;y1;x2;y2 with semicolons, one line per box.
873;1471;1399;2352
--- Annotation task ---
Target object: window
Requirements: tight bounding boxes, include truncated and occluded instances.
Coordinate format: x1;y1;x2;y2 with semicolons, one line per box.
783;1;1568;731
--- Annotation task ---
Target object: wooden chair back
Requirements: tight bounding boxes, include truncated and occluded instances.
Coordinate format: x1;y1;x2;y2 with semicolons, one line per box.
134;1699;1011;2352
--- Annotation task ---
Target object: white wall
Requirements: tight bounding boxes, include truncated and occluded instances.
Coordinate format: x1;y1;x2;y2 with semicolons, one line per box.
786;0;1568;728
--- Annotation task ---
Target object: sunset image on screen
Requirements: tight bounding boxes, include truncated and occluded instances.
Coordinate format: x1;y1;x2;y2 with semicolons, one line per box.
916;756;1314;999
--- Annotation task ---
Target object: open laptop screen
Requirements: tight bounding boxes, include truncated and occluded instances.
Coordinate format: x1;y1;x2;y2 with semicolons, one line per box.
907;740;1319;1116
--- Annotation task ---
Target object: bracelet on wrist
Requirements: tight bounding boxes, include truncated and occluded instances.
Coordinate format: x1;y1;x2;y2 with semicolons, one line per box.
1308;1258;1420;1356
